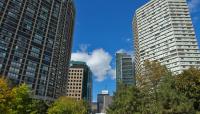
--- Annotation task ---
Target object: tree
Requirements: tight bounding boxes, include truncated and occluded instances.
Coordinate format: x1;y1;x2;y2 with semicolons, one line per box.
0;77;48;114
107;83;143;114
0;78;15;114
30;100;49;114
108;61;198;114
156;75;195;114
11;83;46;114
175;67;200;111
137;60;170;90
138;60;171;108
47;96;88;114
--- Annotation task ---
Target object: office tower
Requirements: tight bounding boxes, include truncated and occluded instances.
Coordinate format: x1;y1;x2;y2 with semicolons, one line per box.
97;90;113;113
0;0;75;100
116;53;135;88
133;0;200;75
66;61;92;104
91;102;98;114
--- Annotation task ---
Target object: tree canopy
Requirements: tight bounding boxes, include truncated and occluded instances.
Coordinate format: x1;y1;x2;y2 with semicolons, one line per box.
108;61;200;114
47;96;88;114
0;77;48;114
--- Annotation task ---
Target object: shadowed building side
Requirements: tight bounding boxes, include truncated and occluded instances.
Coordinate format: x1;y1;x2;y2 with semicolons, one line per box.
0;0;75;100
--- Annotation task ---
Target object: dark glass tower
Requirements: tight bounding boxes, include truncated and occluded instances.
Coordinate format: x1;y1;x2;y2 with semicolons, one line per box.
116;53;135;89
0;0;75;100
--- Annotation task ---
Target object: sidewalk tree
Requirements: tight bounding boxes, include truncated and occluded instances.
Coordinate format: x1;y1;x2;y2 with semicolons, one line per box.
107;83;143;114
0;77;47;114
140;60;171;105
0;78;14;114
157;75;195;114
48;96;88;114
108;60;199;114
175;67;200;111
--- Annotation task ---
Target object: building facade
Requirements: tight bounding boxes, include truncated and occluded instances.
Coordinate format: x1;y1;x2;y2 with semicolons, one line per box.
133;0;200;75
97;90;113;114
91;102;98;114
0;0;75;100
116;53;135;88
66;61;92;104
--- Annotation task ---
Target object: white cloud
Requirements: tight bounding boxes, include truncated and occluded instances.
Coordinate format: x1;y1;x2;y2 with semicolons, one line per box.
188;0;200;13
108;69;116;80
71;48;116;82
116;49;134;57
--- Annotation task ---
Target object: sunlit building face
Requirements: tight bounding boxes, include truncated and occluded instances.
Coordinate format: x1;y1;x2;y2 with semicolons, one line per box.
133;0;200;75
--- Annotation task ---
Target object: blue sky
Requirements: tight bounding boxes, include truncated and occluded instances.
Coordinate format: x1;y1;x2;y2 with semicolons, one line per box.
71;0;200;102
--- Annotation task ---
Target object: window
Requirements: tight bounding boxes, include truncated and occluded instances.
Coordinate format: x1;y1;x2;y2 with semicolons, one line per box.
52;3;60;17
30;46;40;57
40;7;49;19
0;1;3;11
26;61;37;78
23;19;32;30
33;33;43;44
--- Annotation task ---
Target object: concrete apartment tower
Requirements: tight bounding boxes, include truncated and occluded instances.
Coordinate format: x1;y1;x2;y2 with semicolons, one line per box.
116;53;135;88
0;0;75;100
133;0;200;75
66;61;92;104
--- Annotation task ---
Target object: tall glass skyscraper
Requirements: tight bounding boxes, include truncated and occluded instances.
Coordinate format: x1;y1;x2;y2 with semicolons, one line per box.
133;0;200;75
0;0;75;100
116;53;135;88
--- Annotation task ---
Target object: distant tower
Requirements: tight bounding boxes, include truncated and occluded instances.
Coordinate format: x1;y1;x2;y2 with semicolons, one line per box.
116;53;135;89
133;0;200;75
97;90;113;113
66;61;92;104
0;0;75;100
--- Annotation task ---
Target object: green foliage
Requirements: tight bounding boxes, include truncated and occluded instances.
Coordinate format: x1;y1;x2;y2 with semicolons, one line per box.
0;78;15;114
11;84;32;114
137;60;171;92
30;100;49;114
175;67;200;111
0;77;48;114
47;96;88;114
156;75;195;114
107;84;143;114
108;61;199;114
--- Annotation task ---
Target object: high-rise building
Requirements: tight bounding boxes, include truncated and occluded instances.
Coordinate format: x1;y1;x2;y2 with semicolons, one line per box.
66;61;92;104
0;0;75;100
133;0;200;75
116;53;135;88
91;102;98;114
97;90;113;114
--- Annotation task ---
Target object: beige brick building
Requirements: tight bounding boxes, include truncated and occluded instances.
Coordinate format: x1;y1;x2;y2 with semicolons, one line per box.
66;61;92;103
67;68;84;100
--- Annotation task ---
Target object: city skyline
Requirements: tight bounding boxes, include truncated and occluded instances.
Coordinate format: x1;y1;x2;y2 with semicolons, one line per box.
0;0;199;103
0;0;199;113
72;0;200;102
